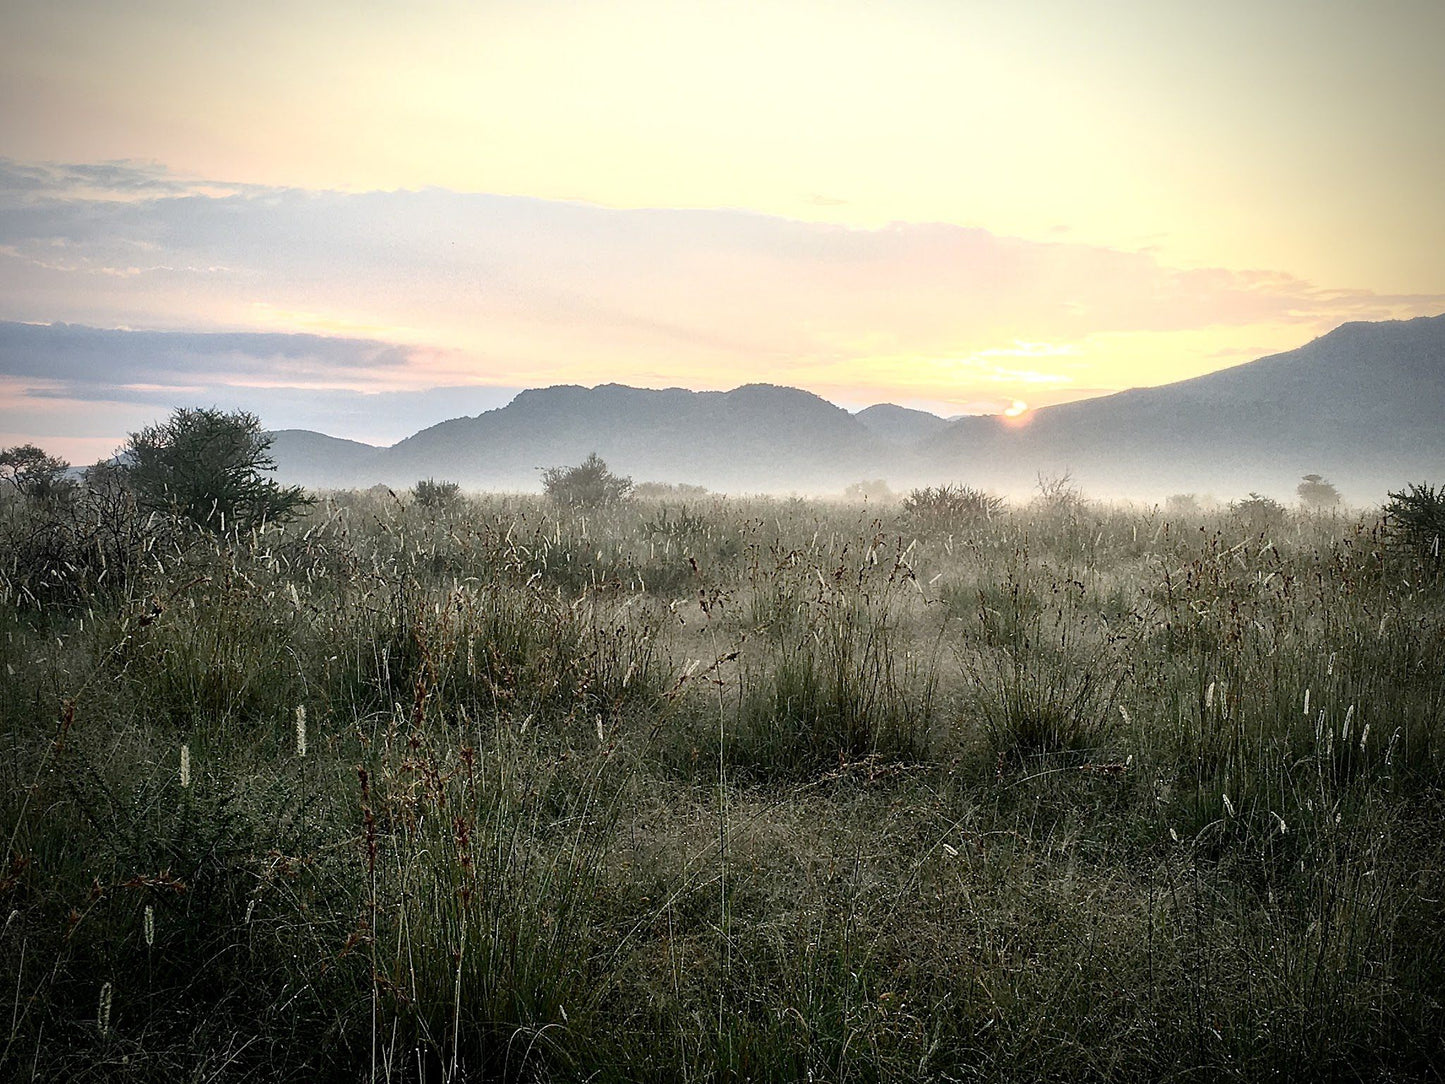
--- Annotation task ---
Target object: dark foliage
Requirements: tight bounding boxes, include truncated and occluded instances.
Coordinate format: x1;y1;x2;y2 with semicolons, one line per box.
123;407;310;531
1386;481;1445;557
0;443;75;503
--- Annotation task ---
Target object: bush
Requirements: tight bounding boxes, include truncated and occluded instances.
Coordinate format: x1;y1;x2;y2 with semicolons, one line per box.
631;481;709;500
901;484;1003;534
540;453;632;508
1385;481;1445;557
412;478;462;508
123;407;310;531
0;465;175;607
1230;491;1286;532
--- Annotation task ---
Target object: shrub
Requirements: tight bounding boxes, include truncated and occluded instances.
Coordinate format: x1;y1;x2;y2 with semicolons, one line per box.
412;478;462;508
1230;491;1286;532
1385;481;1445;557
901;484;1003;534
540;453;632;508
123;407;310;531
632;480;709;500
0;466;175;607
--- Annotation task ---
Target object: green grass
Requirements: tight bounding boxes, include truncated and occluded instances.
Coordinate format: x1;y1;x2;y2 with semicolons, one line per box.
1;487;1443;1080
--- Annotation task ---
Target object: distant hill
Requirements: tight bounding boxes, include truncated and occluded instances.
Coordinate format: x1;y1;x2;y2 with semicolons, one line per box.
267;430;380;490
855;403;950;446
264;314;1445;502
919;313;1445;501
272;383;903;492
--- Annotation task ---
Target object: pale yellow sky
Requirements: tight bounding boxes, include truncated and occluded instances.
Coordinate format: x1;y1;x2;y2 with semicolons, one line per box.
1;0;1443;455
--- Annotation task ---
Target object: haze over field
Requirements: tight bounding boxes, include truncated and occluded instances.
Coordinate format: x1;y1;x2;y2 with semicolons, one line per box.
2;0;1443;485
9;8;1445;1080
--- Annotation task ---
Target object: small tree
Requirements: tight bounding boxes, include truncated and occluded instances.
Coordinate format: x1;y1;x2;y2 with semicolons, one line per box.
1296;474;1341;510
0;444;73;502
123;407;309;531
540;453;632;508
1033;469;1082;512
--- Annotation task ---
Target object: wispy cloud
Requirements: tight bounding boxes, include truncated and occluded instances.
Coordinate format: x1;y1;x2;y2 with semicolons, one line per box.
2;158;1442;457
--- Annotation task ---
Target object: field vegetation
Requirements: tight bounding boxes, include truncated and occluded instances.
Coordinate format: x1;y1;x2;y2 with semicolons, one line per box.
2;462;1444;1080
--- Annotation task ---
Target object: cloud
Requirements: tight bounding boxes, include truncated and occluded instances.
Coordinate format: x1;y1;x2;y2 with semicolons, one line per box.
0;159;261;207
0;320;419;385
1;157;1442;457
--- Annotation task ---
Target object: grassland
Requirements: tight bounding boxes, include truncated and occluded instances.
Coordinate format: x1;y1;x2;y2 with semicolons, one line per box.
2;486;1443;1081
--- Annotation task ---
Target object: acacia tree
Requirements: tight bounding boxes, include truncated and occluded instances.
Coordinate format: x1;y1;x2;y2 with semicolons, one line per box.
1296;473;1341;510
123;407;309;531
0;444;73;501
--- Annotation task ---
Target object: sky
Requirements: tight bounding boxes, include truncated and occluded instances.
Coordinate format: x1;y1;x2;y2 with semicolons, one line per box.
2;0;1443;461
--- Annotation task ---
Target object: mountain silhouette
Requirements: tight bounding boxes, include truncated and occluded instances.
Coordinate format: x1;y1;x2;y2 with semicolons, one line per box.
855;403;951;446
920;313;1445;499
273;383;897;492
267;314;1444;501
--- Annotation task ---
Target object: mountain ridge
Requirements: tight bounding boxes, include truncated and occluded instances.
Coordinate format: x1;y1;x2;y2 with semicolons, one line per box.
266;314;1445;501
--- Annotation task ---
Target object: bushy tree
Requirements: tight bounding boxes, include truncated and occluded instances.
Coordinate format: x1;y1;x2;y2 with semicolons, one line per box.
123;407;309;531
0;444;74;502
540;453;632;508
1296;473;1341;510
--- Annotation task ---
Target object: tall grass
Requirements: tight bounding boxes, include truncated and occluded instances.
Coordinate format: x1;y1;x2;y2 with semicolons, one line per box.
1;486;1442;1079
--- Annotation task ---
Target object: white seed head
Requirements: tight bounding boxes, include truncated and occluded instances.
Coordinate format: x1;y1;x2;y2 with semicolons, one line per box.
143;905;154;947
97;981;113;1036
179;744;191;788
1303;688;1310;717
1222;793;1236;818
295;705;307;758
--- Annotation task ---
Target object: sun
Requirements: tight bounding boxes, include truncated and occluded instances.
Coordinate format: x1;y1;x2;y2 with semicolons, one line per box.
1000;399;1033;428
